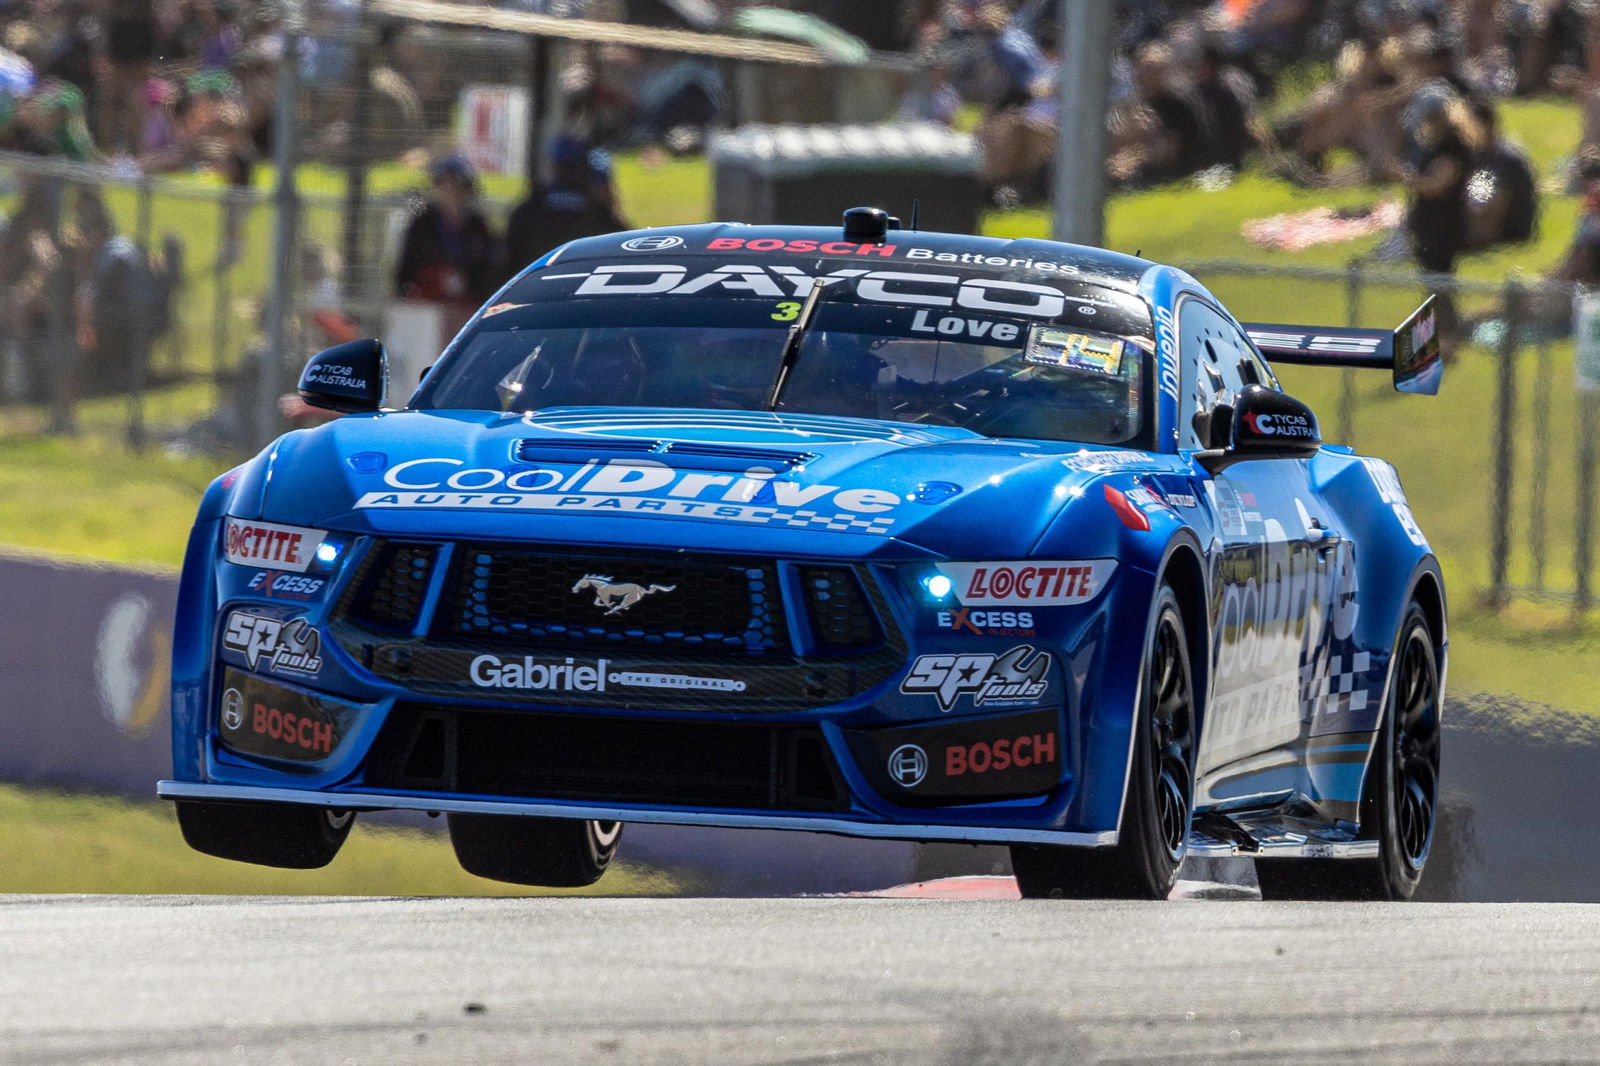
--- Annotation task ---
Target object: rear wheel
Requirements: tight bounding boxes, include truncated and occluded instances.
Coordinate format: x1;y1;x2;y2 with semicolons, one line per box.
1011;584;1195;899
448;814;622;887
1256;602;1441;901
175;800;354;869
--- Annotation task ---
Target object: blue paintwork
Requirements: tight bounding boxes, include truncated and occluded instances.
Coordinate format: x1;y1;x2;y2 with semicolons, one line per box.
168;223;1446;846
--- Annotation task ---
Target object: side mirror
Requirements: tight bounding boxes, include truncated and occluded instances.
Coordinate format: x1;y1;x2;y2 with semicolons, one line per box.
1197;385;1320;472
298;339;388;413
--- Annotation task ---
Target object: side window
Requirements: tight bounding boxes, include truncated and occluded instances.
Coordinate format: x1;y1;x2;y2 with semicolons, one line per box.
1178;299;1252;450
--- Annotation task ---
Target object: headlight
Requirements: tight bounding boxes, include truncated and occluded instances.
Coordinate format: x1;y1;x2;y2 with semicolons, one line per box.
222;518;349;575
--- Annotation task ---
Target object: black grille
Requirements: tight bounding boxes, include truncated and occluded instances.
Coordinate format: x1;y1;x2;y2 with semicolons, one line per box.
364;705;848;811
347;542;438;632
800;566;880;652
436;547;788;654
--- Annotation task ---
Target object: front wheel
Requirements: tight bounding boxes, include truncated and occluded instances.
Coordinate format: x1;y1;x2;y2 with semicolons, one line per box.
176;800;354;869
1256;601;1441;901
448;814;622;887
1011;584;1196;899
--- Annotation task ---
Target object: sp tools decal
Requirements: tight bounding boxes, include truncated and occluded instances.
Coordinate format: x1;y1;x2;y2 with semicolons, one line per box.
572;574;677;616
933;561;1115;607
221;612;324;677
224;519;325;573
900;644;1052;712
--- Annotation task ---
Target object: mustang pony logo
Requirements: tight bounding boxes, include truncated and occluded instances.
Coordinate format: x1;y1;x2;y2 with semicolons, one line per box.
572;574;677;616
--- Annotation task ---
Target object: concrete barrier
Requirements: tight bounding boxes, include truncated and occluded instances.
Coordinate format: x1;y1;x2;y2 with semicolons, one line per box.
0;548;1593;898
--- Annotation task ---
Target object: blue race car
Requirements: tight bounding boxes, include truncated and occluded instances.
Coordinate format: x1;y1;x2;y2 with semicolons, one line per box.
162;208;1446;900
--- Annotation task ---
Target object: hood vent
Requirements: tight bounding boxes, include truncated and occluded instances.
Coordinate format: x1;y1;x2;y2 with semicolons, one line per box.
663;442;816;470
515;437;659;463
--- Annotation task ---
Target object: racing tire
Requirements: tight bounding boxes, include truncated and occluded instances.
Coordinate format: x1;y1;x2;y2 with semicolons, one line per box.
175;800;354;869
1255;602;1441;901
448;814;622;888
1010;584;1196;900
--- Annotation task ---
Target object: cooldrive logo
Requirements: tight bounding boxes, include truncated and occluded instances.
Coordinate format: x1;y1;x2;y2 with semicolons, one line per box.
355;457;901;534
224;519;324;573
470;655;747;694
900;644;1052;712
933;560;1115;607
221;612;324;677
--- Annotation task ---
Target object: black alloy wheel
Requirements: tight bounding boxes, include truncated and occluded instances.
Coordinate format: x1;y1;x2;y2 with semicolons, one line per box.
176;800;355;869
1011;583;1196;899
1256;601;1441;901
448;814;623;887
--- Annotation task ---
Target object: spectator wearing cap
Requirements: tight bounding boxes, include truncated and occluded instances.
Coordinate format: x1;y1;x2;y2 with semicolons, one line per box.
1550;153;1600;286
502;134;627;283
395;154;498;324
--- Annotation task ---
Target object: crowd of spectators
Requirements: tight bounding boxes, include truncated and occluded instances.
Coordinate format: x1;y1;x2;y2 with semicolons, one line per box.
2;0;1600;299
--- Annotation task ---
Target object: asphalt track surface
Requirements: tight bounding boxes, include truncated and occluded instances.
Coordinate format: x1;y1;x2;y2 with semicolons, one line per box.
2;888;1598;1066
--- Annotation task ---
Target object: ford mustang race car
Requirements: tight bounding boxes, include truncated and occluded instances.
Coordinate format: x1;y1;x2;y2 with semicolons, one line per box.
161;208;1446;900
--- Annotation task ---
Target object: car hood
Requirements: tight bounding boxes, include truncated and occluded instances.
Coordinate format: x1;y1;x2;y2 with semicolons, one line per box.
261;408;1156;558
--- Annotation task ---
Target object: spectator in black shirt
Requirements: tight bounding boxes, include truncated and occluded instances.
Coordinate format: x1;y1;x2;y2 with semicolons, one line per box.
1192;43;1262;172
394;154;498;329
1464;98;1538;252
502;135;627;282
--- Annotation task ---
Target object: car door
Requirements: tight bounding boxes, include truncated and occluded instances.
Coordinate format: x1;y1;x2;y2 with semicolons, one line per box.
1175;296;1334;807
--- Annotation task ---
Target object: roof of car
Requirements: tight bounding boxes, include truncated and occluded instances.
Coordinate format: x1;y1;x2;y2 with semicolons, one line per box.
544;223;1155;296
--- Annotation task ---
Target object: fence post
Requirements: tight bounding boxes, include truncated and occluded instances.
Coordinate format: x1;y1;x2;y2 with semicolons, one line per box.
1529;338;1552;592
1577;391;1597;613
263;12;305;449
1489;280;1522;609
44;176;75;436
1340;260;1362;447
126;177;154;452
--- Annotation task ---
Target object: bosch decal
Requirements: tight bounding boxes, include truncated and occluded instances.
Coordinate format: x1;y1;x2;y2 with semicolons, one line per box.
933;561;1114;607
224;519;324;573
944;731;1057;778
621;234;683;251
886;744;929;787
221;612;324;677
900;644;1052;711
707;236;896;256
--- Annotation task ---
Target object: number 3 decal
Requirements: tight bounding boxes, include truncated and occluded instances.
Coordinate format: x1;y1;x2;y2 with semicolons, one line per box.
771;302;801;322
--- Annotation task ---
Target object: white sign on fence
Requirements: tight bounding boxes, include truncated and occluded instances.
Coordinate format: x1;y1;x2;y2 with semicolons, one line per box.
456;85;530;176
1575;291;1600;393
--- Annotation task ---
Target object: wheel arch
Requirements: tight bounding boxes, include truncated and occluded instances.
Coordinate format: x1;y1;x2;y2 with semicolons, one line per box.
1157;534;1211;738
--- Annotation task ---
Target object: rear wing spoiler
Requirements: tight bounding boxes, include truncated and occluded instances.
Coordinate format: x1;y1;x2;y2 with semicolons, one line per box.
1243;296;1442;395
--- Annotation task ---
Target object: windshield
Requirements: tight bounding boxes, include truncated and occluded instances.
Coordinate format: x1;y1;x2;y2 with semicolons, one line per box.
412;258;1155;447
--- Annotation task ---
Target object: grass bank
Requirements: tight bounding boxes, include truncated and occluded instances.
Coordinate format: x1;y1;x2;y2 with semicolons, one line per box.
0;785;684;896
